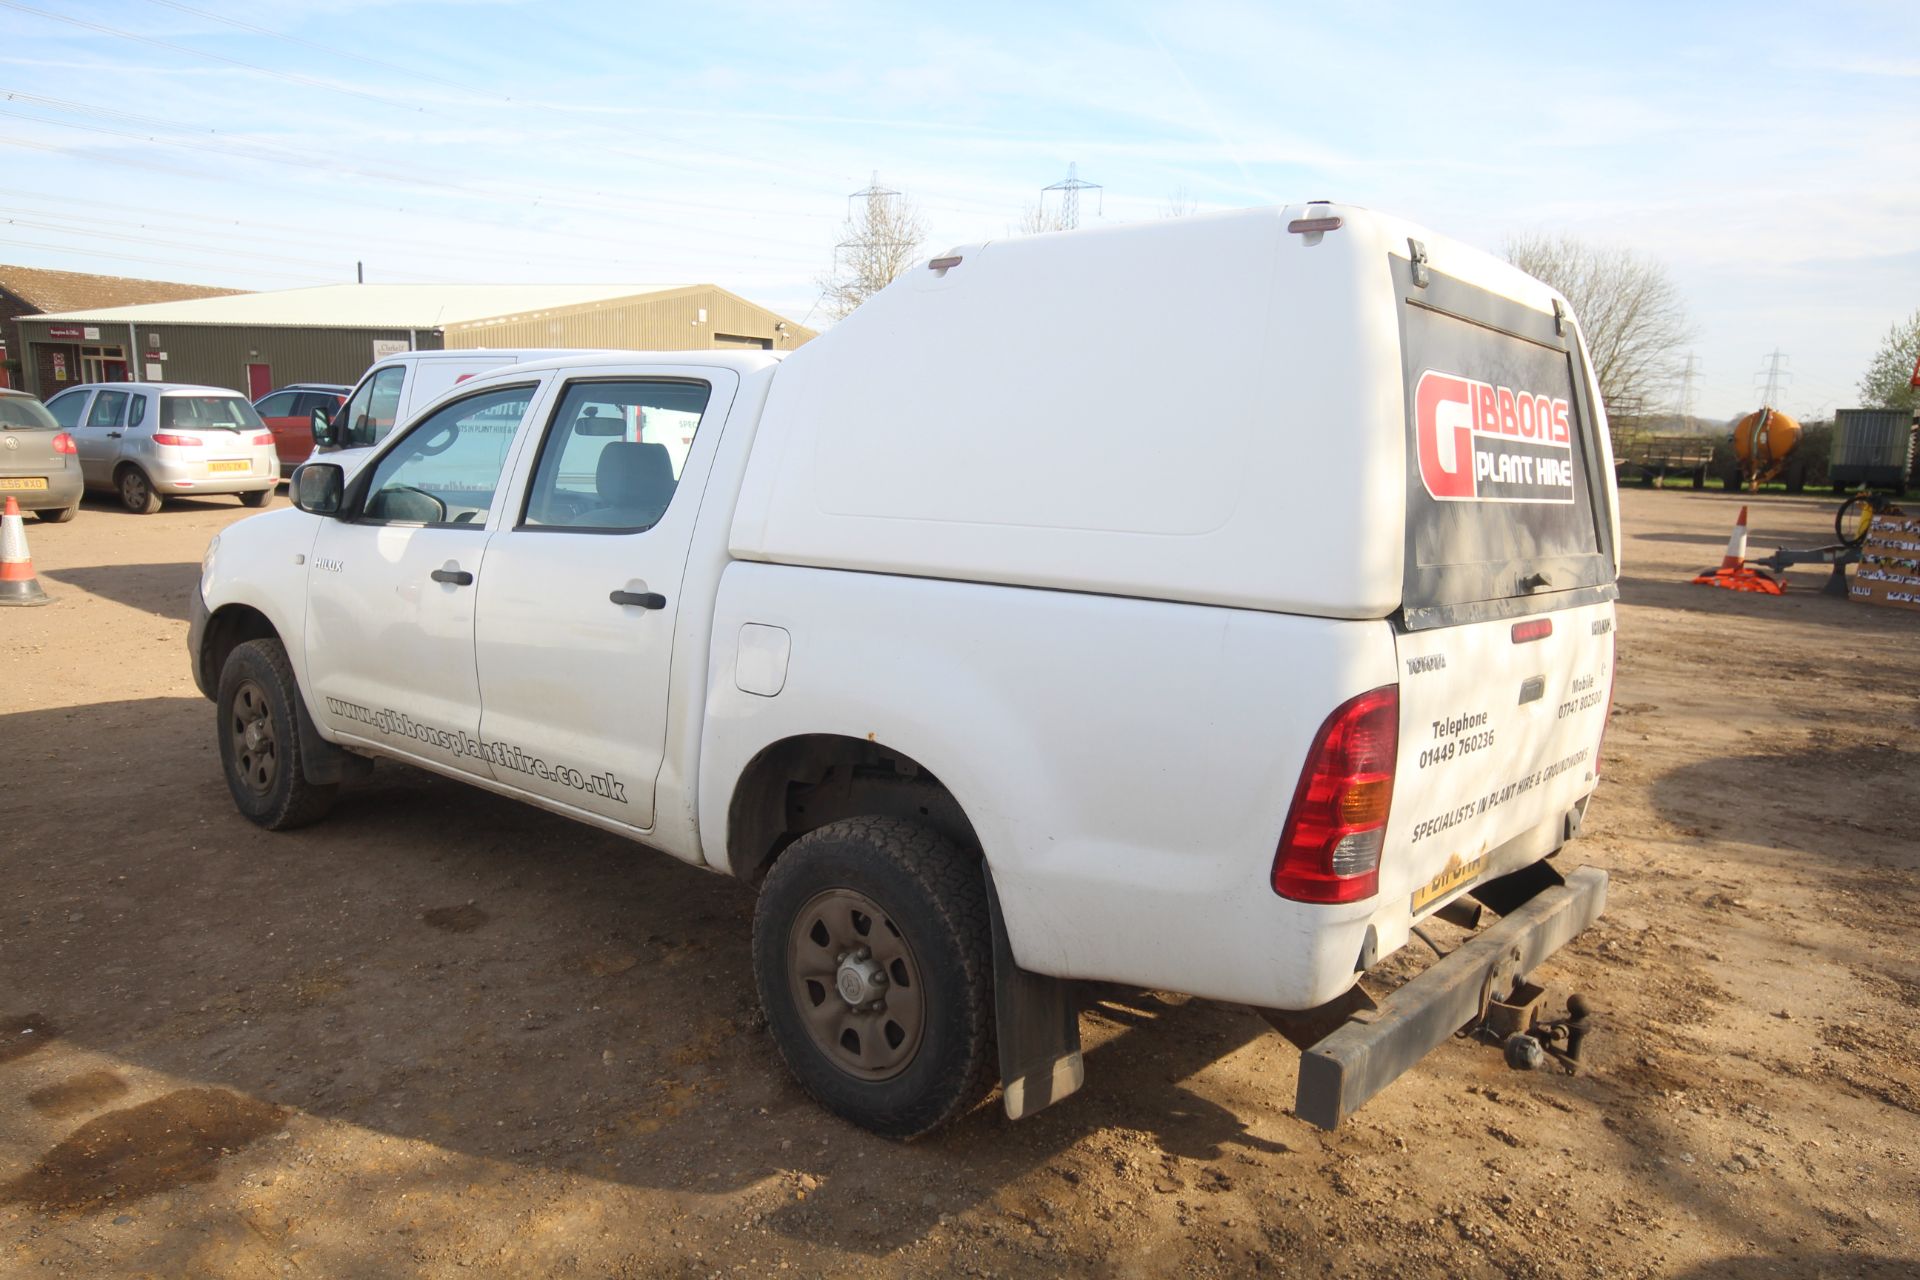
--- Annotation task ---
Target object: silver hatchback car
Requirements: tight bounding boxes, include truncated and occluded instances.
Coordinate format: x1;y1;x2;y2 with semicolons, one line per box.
43;383;278;514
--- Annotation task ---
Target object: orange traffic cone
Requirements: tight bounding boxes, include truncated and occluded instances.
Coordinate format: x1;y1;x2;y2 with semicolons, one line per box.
0;495;51;606
1692;505;1783;594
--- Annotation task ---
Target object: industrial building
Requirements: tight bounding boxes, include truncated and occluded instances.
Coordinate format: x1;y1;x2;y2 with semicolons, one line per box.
11;282;815;399
0;264;245;390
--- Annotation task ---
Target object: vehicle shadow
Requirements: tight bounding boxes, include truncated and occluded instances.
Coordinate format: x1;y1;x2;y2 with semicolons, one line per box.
0;695;1295;1255
37;562;199;623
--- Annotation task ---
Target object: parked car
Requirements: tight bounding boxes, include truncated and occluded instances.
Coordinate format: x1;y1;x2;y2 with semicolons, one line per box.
253;384;349;477
194;204;1618;1137
0;388;83;522
43;382;278;514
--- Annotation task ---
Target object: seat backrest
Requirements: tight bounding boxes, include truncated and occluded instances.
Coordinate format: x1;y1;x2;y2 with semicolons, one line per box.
592;441;677;524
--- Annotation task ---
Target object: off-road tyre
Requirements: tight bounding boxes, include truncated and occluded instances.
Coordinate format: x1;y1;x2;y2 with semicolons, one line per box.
34;504;77;523
217;638;337;830
117;467;162;515
239;488;273;509
753;816;995;1138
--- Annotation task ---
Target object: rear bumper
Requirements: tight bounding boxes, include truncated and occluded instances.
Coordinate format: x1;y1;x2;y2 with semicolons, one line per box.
1294;864;1608;1129
3;471;83;510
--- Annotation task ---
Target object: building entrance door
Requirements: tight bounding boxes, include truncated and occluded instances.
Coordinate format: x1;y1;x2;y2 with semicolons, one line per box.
246;363;273;399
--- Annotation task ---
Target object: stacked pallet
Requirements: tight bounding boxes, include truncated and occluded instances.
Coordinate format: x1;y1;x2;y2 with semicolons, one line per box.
1852;513;1920;613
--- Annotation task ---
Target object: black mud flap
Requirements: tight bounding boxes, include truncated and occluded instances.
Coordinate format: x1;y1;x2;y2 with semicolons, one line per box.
1294;865;1607;1130
294;691;375;787
983;866;1084;1120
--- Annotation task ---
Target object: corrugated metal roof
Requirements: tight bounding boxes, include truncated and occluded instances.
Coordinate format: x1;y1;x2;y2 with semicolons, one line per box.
28;283;696;329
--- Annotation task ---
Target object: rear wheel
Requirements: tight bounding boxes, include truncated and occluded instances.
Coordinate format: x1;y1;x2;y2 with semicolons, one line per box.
752;816;995;1138
239;488;272;509
217;638;337;829
34;504;77;523
118;467;162;515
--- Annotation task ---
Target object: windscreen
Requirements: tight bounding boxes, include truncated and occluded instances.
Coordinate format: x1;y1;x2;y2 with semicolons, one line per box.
161;396;264;431
1397;260;1614;627
0;397;57;429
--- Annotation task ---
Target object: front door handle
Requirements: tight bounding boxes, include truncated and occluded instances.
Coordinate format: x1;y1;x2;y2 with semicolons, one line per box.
430;567;474;586
610;589;666;609
107;431;122;438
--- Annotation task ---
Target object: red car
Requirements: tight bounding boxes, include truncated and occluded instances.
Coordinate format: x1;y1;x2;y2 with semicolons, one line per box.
252;383;349;476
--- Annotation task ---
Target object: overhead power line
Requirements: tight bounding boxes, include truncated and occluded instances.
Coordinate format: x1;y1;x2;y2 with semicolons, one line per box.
0;0;425;112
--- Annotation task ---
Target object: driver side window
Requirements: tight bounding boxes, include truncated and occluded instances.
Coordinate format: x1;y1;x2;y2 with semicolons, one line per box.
359;385;535;527
339;365;406;448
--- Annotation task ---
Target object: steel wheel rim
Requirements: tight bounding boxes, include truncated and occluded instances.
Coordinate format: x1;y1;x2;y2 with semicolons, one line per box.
787;887;926;1081
229;678;279;795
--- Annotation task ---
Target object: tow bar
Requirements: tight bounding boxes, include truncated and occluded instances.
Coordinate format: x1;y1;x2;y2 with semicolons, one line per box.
1292;865;1608;1130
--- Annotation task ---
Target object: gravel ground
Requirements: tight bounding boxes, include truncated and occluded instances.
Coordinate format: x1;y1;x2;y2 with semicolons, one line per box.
0;486;1915;1278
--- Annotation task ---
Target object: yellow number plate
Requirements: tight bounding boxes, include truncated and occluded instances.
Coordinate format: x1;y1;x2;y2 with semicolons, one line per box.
207;459;250;473
0;476;49;490
1411;853;1487;914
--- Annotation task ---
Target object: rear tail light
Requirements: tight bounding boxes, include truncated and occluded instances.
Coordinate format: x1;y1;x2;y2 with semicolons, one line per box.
251;432;275;446
1273;686;1398;904
151;433;196;447
51;431;76;455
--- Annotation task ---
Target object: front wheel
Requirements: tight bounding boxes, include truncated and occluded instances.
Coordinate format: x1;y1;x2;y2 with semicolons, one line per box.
34;504;77;523
239;488;272;509
217;638;337;829
752;817;995;1138
118;468;162;515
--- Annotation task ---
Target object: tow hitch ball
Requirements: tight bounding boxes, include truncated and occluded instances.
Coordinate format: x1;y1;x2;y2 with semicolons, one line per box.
1486;987;1593;1074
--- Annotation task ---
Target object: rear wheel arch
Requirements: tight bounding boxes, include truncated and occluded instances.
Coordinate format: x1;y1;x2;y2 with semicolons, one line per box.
725;733;982;883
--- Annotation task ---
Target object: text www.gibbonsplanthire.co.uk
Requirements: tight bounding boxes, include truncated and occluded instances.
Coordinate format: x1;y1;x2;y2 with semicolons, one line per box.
321;696;629;803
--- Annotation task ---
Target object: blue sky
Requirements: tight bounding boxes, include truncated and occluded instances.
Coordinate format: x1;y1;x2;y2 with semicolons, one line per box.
3;0;1915;419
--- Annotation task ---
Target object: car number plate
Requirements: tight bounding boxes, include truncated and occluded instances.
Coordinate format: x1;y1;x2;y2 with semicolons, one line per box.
207;459;250;473
0;476;49;490
1411;853;1487;914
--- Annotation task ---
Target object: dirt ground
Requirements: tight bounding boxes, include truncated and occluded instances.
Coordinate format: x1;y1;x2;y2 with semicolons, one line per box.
1;485;1916;1279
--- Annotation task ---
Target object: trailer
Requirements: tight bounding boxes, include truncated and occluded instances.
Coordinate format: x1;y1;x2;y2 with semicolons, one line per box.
1613;433;1717;488
1830;408;1915;494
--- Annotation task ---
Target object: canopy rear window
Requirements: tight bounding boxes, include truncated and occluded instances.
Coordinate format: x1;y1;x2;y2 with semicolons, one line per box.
1395;258;1615;629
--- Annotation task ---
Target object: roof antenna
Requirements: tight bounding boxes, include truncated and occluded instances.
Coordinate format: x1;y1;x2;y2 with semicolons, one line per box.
356;261;364;284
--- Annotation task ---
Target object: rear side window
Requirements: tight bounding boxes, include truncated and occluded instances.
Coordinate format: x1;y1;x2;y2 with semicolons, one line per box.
0;397;57;429
87;391;129;428
1396;259;1614;627
520;380;712;532
255;392;297;417
128;394;147;428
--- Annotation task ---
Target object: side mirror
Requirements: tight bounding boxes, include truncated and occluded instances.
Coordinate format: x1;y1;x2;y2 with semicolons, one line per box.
310;406;337;449
291;462;346;516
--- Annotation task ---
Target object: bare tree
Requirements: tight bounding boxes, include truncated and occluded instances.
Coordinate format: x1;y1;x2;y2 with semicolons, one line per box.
817;176;926;321
1856;308;1920;413
1015;200;1070;235
1503;233;1694;423
1161;188;1196;219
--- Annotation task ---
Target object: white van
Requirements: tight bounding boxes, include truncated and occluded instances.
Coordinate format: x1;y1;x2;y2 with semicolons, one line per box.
315;348;612;455
194;203;1618;1137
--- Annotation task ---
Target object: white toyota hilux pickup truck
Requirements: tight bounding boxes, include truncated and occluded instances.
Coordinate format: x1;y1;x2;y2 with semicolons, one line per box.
191;204;1619;1137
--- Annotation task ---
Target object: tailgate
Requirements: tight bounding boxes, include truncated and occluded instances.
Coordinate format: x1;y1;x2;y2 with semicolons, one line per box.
1385;599;1613;917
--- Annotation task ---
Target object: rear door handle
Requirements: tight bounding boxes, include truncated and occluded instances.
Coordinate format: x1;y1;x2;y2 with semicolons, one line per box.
430;567;474;586
610;589;666;609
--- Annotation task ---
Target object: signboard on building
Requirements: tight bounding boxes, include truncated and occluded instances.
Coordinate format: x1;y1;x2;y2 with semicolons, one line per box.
46;327;82;340
371;339;409;361
51;353;67;381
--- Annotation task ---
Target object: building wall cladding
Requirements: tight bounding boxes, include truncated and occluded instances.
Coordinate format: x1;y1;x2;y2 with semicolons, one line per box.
14;320;439;396
443;286;814;353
